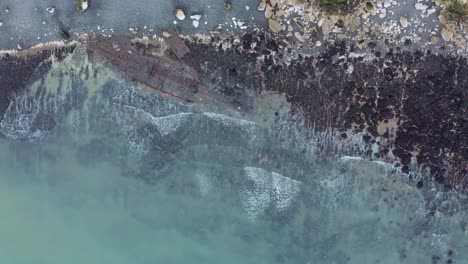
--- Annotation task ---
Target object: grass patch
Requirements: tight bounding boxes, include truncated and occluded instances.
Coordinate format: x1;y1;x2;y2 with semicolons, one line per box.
448;0;468;17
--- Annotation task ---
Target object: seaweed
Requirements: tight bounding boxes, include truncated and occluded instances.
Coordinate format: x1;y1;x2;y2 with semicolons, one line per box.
319;0;361;14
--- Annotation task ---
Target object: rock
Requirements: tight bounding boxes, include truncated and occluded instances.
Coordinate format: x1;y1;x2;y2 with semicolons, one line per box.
211;26;222;34
128;27;138;34
0;22;3;27
224;2;232;10
258;0;266;11
350;17;361;32
268;18;282;33
175;9;186;20
58;28;70;40
426;8;436;16
46;7;55;14
320;18;334;36
416;180;424;188
159;29;190;58
415;3;428;10
193;20;199;28
75;0;89;12
162;31;172;38
190;14;202;20
295;32;305;42
441;28;453;41
265;5;275;19
400;16;408;28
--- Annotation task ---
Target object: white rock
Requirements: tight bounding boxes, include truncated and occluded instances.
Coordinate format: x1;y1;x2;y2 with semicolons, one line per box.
77;0;89;11
128;27;138;34
193;20;199;28
46;7;55;14
400;16;408;28
190;14;201;20
0;22;3;27
379;9;387;18
426;8;436;16
415;3;428;10
175;9;186;20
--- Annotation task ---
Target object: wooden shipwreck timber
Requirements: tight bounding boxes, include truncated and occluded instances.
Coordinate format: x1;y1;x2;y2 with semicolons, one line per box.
86;35;253;113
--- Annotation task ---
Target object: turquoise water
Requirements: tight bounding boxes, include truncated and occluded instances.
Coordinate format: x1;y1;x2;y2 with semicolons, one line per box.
0;53;466;263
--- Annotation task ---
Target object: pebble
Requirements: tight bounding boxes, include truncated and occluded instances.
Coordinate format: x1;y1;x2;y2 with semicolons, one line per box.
258;0;266;11
400;17;408;28
294;32;305;42
193;20;200;28
77;0;89;11
46;7;55;14
175;9;186;20
379;9;387;19
128;27;138;34
0;22;3;27
190;14;202;20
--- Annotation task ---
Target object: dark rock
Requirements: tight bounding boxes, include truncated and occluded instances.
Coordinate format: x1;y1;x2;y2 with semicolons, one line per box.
416;180;424;188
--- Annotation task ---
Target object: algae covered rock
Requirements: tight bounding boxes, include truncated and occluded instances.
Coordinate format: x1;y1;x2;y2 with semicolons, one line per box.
75;0;89;12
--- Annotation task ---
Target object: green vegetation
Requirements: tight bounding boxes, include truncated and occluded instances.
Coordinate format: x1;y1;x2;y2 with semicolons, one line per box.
318;0;361;14
448;0;468;17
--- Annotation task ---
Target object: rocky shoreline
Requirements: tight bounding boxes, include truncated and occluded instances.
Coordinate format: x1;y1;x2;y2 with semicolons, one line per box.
0;0;466;189
183;32;467;190
0;32;466;190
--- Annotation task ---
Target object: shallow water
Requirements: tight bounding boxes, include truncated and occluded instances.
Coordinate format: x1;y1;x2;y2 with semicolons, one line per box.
0;53;466;264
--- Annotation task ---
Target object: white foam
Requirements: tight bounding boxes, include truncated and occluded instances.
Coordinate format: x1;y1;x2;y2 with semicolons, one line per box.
240;167;301;221
195;173;212;197
203;112;257;144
